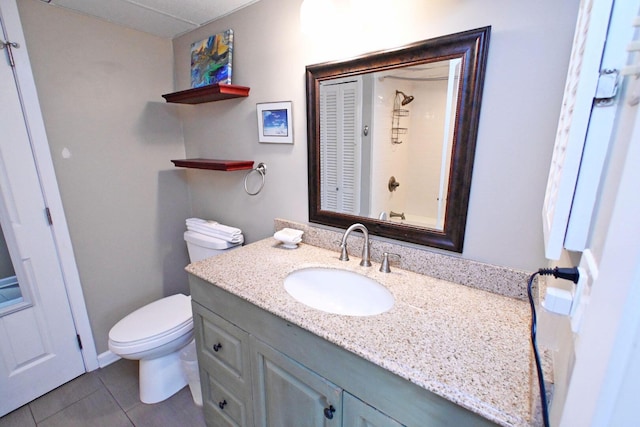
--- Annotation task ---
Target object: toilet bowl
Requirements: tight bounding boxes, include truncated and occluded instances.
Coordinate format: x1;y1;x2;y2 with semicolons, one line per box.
108;294;194;403
108;227;241;404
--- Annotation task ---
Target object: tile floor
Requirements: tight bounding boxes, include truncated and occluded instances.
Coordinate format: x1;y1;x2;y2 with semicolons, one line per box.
0;359;206;427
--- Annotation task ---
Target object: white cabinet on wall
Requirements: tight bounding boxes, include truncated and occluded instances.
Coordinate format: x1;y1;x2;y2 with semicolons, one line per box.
542;0;637;259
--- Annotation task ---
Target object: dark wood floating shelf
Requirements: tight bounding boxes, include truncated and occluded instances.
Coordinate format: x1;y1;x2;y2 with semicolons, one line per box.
162;83;250;104
171;158;254;171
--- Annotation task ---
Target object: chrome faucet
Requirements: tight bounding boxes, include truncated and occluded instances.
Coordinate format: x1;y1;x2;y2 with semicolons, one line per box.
339;223;372;267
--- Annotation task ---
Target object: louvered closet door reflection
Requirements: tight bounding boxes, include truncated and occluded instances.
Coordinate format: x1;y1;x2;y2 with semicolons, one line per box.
320;87;338;210
319;79;361;214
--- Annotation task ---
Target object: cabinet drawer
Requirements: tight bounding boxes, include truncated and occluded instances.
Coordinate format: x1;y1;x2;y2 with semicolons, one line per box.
201;368;252;427
193;302;250;386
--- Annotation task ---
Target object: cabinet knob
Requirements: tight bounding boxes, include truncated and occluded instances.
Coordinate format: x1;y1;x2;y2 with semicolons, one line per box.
213;343;222;352
323;405;335;419
218;399;227;410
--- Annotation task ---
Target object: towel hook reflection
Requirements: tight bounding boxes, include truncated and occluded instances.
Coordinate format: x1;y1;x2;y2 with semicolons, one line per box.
244;162;267;195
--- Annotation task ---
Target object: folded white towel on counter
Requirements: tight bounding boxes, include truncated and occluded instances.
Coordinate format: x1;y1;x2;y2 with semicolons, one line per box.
186;218;244;244
273;228;303;248
273;228;304;244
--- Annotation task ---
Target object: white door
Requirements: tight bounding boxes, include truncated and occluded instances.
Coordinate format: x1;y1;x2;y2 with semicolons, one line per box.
0;5;85;416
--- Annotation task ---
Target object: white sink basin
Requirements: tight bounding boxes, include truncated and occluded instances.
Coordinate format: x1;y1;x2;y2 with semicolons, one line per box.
284;267;394;316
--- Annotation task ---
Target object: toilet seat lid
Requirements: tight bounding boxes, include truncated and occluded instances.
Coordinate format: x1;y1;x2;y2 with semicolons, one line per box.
109;294;192;345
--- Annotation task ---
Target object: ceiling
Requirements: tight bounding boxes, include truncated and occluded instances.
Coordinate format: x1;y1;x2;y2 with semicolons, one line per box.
44;0;261;39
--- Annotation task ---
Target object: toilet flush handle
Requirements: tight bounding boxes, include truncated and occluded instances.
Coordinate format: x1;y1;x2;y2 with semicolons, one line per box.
213;343;222;352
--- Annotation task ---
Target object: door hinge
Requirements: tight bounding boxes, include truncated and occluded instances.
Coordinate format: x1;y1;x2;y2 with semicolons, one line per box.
76;334;83;350
594;69;619;107
45;207;53;225
0;39;19;68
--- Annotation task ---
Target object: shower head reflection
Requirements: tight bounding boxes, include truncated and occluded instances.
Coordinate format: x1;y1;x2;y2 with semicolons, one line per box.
396;90;414;106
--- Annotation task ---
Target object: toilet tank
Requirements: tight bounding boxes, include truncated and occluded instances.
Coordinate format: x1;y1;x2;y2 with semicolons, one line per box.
184;231;241;262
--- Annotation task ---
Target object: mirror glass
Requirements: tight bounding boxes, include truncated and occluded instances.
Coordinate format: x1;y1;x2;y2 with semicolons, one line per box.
0;222;22;310
306;27;491;252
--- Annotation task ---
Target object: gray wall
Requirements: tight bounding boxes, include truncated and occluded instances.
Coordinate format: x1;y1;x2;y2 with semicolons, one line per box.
18;0;191;354
173;0;580;272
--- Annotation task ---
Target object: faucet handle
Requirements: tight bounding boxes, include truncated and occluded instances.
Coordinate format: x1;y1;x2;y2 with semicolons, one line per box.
379;252;401;273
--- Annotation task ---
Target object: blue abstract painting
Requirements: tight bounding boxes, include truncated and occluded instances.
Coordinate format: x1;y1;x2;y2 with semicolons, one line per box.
190;30;233;88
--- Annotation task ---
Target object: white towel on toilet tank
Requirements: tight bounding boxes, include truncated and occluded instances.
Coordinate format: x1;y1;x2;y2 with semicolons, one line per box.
186;218;244;244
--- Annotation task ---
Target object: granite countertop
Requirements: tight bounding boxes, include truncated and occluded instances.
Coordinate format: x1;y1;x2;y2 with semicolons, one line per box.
186;238;534;427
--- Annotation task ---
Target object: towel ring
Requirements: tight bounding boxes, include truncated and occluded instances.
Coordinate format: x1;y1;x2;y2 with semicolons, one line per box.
244;162;267;196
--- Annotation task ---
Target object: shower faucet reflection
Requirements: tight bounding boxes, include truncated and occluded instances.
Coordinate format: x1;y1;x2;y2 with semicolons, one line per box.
390;211;405;220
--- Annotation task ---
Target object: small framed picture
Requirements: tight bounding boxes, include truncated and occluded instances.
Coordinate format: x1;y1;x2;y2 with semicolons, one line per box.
256;101;293;144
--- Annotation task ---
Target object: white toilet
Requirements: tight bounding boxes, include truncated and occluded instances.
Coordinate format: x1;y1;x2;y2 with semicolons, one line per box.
108;229;240;404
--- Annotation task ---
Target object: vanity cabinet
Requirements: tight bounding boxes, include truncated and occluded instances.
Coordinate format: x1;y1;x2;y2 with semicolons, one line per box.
189;274;497;427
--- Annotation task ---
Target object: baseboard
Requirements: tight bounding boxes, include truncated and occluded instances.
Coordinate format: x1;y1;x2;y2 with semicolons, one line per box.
97;350;121;368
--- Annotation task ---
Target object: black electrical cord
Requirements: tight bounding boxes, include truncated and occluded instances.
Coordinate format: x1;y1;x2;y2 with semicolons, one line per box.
528;267;580;427
527;271;550;427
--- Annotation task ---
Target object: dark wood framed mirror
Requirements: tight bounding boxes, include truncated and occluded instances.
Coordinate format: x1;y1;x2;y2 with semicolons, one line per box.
306;27;490;252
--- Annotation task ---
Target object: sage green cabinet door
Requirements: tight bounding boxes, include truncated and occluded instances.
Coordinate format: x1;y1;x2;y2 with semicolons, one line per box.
343;393;405;427
251;336;342;427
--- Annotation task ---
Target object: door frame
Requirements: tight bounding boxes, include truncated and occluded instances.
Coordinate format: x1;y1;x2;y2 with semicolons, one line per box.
1;0;97;371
